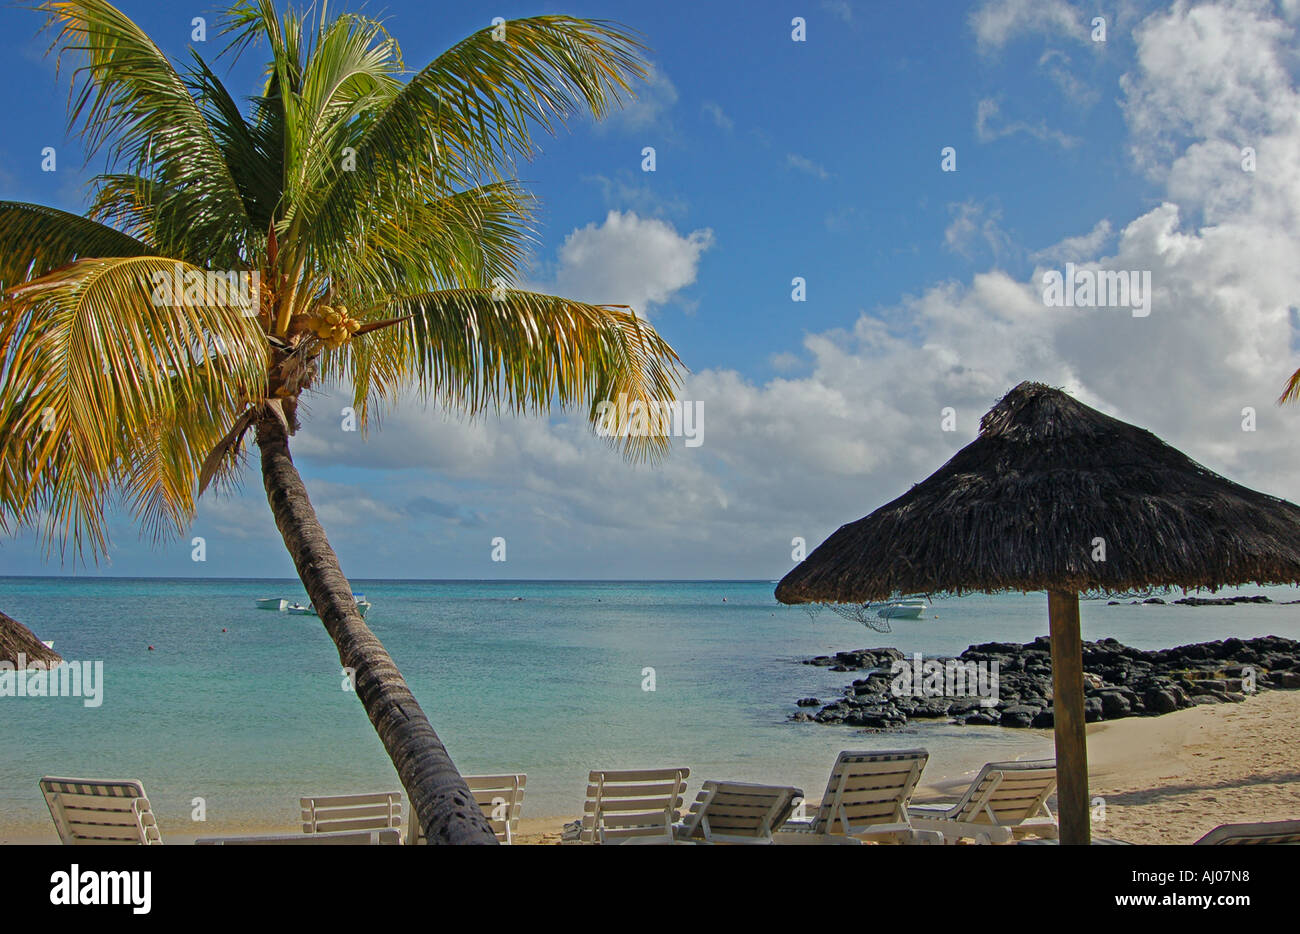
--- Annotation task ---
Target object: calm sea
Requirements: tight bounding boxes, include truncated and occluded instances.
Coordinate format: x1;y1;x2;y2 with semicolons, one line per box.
4;577;1299;839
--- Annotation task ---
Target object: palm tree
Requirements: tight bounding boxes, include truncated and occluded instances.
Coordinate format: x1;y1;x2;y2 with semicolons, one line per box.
0;0;683;844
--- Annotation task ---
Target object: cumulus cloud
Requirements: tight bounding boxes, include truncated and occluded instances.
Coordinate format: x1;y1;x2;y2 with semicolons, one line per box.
548;210;714;315
1031;219;1114;264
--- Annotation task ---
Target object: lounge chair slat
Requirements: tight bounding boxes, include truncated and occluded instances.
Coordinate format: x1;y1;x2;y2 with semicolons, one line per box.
300;803;403;822
584;796;684;814
586;768;689;783
300;793;401;809
39;776;162;846
584;780;684;798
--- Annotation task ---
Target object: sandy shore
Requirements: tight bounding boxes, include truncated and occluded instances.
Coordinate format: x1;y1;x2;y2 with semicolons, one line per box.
6;689;1298;844
507;689;1300;844
1085;688;1300;844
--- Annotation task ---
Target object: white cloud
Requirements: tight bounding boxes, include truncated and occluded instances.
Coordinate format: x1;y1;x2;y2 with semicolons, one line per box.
1038;49;1101;107
971;0;1086;53
583;171;689;220
1031;219;1114;264
944;200;1012;259
602;66;677;132
701;101;733;131
821;0;853;23
547;210;713;316
976;97;1080;148
786;153;832;180
1121;0;1299;226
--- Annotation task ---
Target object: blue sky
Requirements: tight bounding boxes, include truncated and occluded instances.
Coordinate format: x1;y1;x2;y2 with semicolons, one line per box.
2;0;1299;580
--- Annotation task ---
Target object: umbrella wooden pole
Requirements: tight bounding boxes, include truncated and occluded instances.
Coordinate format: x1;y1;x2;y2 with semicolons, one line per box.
1048;589;1090;845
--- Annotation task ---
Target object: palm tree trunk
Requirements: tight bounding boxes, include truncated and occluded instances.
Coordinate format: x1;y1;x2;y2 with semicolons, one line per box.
254;408;496;845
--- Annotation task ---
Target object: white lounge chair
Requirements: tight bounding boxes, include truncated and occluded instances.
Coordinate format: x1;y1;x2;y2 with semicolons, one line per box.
407;773;527;845
198;829;402;845
574;767;691;844
300;791;403;837
39;776;163;845
774;749;941;845
907;759;1057;844
1194;820;1300;845
677;781;804;844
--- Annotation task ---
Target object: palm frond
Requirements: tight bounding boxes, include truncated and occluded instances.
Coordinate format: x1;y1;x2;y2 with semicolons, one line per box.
305;16;649;247
0;255;266;555
324;288;685;461
1280;368;1300;406
0;201;149;292
39;0;253;264
317;181;536;300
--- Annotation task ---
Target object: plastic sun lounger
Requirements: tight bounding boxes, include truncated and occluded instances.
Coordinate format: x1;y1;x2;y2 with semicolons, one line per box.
407;774;527;845
676;781;804;844
300;791;404;837
39;776;163;845
1194;820;1300;845
572;768;691;844
197;829;402;845
907;759;1058;844
773;749;942;845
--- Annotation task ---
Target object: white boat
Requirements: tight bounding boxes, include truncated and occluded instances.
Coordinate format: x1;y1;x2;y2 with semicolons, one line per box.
255;598;287;611
41;640;54;649
877;600;928;620
286;595;371;618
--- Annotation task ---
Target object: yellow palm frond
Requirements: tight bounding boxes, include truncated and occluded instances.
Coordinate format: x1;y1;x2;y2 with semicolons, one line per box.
322;288;685;461
0;256;266;555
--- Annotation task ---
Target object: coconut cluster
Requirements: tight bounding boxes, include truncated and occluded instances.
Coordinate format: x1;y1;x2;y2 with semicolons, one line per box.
307;304;360;348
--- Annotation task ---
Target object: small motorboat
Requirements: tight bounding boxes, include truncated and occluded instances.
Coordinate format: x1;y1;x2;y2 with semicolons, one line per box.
286;595;370;618
876;600;928;620
255;598;287;611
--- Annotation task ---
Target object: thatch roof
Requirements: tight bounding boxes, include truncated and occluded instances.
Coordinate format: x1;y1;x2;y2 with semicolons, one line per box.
0;610;61;667
776;381;1300;604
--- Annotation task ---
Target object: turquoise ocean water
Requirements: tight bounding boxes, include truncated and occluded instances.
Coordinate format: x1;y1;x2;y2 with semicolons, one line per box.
4;576;1300;839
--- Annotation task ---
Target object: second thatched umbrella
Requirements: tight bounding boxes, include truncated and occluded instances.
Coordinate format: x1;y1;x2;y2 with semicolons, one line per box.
777;381;1300;844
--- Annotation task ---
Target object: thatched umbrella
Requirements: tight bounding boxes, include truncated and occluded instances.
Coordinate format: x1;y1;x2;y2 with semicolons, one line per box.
777;381;1300;844
0;610;61;668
